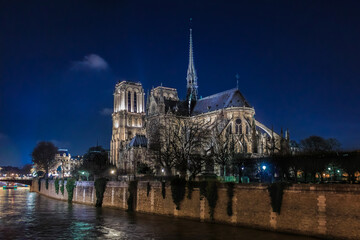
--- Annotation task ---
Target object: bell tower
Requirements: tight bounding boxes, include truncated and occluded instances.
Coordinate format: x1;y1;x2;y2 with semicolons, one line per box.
110;81;146;166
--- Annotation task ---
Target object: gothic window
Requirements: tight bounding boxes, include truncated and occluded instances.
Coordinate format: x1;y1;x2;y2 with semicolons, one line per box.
134;93;137;113
246;125;250;135
235;118;242;134
128;91;131;112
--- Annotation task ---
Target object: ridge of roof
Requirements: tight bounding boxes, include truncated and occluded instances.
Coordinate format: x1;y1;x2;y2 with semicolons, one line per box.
191;88;251;116
198;88;238;101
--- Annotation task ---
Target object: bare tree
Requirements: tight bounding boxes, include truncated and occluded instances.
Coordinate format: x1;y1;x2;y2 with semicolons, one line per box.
148;115;213;178
148;117;177;176
210;114;238;177
32;141;58;179
170;117;213;178
300;136;341;153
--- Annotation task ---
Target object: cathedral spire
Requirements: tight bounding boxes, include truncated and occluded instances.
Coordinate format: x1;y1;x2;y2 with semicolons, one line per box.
186;18;198;102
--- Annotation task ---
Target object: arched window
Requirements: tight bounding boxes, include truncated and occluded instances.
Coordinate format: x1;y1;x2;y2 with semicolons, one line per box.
128;92;131;112
134;93;137;113
235;118;242;134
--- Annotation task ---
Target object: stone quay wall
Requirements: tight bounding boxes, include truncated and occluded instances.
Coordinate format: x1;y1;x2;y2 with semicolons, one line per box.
31;180;360;239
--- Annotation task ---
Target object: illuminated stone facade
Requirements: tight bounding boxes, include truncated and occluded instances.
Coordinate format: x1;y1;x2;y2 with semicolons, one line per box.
110;28;288;175
50;149;82;177
110;81;146;168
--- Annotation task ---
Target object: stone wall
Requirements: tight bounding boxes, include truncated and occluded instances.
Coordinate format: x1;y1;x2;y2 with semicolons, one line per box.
31;180;360;239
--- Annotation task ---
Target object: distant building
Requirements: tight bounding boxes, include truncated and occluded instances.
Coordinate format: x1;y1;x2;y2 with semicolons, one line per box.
50;149;83;177
110;27;289;176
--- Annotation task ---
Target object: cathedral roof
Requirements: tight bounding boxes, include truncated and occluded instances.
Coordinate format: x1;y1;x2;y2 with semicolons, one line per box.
163;99;189;116
191;88;251;116
128;135;148;148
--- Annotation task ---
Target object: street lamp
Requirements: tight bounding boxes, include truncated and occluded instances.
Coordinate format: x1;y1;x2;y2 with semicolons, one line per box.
79;171;89;181
262;165;267;171
110;169;116;181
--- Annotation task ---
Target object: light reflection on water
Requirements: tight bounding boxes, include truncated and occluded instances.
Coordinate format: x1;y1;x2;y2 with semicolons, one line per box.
0;189;316;240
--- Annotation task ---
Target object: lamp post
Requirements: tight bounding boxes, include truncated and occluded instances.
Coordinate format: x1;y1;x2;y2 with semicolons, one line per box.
79;171;89;181
261;164;267;183
110;169;116;181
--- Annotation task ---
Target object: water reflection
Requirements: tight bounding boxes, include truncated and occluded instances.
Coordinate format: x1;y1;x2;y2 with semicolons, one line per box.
0;189;315;239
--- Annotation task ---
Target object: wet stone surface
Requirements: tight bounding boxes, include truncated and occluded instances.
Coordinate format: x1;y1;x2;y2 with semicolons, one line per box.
0;189;316;240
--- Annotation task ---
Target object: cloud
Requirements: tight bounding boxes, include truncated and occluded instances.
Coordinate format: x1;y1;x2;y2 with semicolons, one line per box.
100;108;113;116
71;54;109;71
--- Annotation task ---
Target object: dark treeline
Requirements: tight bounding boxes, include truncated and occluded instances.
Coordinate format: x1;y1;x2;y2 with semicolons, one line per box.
232;136;359;184
0;164;33;176
71;145;114;181
237;151;360;184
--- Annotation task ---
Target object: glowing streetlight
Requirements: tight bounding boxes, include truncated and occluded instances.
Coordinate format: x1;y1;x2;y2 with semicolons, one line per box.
262;165;266;171
111;170;115;174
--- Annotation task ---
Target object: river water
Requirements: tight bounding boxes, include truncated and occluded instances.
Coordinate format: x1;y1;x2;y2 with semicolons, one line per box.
0;188;315;240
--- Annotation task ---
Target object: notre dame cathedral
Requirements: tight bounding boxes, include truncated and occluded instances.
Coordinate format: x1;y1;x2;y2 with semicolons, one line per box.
110;27;288;176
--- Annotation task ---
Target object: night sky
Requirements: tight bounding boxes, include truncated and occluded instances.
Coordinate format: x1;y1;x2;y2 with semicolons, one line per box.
1;1;359;167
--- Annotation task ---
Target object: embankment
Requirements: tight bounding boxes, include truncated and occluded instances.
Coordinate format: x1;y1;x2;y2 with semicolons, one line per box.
31;180;360;239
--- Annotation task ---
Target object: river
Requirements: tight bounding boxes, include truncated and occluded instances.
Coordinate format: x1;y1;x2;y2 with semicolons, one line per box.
0;188;315;239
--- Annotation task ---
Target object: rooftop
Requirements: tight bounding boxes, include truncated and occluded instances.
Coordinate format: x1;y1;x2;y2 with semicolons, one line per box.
192;88;251;115
128;134;148;148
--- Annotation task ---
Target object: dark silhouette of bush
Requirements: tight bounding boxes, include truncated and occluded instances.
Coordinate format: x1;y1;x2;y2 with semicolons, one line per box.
226;182;235;216
54;178;59;194
268;182;291;214
60;179;64;195
147;182;151;197
66;178;76;203
95;178;108;207
127;180;138;212
161;181;166;199
170;177;186;210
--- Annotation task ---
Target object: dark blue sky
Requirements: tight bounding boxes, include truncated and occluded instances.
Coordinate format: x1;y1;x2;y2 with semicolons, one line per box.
1;0;359;166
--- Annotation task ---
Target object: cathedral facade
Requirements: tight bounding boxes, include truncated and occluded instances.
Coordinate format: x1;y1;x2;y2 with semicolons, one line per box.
110;27;287;176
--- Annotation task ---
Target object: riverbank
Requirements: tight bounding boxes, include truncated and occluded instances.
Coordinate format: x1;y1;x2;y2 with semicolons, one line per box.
31;180;360;239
